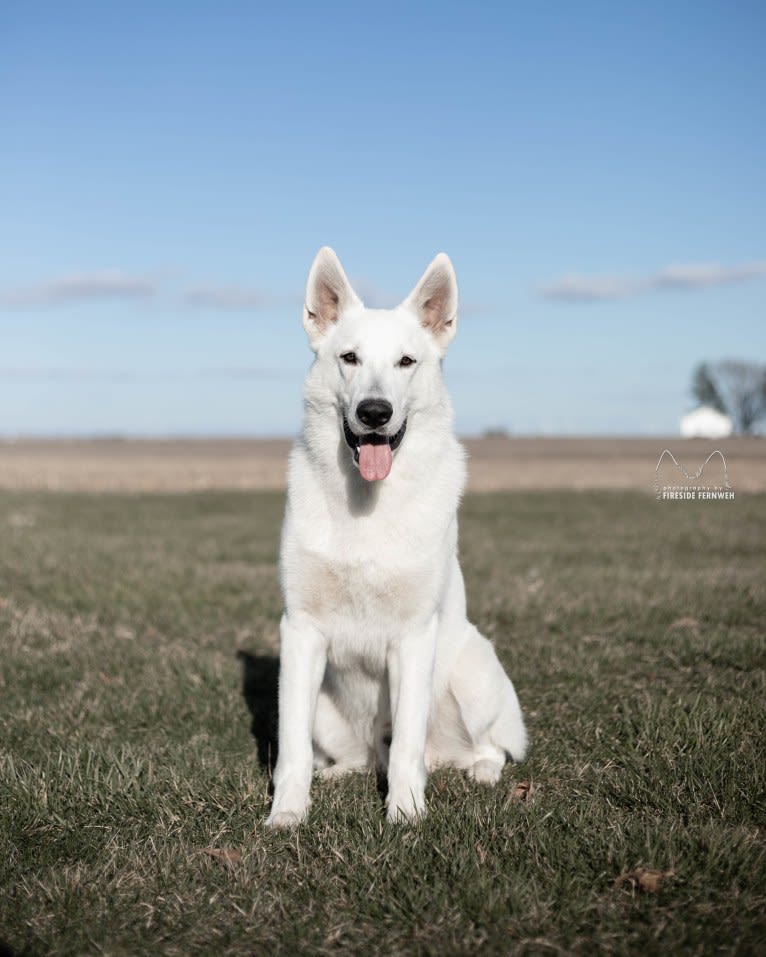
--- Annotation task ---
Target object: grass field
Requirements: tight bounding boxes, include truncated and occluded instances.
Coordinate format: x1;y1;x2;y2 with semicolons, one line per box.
1;489;764;956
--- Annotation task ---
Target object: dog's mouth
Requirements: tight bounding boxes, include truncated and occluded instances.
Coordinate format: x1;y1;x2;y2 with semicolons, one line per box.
343;417;407;482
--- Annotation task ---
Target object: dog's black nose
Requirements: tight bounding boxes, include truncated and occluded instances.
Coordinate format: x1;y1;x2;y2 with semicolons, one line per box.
356;398;393;429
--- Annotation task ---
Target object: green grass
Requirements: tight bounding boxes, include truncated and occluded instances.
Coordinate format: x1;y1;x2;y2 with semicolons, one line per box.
0;489;764;956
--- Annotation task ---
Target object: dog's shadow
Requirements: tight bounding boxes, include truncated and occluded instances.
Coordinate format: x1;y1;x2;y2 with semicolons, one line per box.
237;650;280;774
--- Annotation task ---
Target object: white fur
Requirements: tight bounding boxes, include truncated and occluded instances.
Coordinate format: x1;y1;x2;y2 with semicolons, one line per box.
266;248;527;827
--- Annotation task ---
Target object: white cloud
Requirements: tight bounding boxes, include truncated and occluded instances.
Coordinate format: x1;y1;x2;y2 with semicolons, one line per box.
0;272;158;307
540;273;640;302
540;259;766;302
654;261;766;289
0;272;283;311
0;364;295;381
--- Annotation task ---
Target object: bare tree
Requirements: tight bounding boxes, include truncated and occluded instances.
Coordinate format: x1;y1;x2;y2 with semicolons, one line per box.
691;362;725;413
692;360;766;434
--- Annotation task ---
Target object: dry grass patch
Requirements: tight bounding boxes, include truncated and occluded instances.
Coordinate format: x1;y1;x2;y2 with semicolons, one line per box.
0;489;764;955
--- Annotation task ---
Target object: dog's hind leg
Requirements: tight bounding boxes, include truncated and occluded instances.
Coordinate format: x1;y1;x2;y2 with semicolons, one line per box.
313;689;371;779
448;625;527;784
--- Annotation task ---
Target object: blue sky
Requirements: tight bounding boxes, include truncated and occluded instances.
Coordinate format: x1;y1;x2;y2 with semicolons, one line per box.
1;1;764;436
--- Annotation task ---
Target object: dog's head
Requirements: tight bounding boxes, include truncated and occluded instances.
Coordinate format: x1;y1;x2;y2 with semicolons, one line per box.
302;247;458;482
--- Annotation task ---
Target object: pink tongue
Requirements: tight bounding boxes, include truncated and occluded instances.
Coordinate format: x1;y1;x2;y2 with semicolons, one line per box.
359;440;393;481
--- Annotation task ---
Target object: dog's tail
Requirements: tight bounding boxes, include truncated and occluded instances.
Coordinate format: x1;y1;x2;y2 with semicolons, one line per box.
489;674;528;763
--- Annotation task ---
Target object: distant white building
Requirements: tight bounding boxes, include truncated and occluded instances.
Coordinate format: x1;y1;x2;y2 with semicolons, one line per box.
680;406;733;439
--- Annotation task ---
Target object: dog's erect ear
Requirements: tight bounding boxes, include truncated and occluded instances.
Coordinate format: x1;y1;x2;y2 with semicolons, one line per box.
402;253;458;355
303;247;362;350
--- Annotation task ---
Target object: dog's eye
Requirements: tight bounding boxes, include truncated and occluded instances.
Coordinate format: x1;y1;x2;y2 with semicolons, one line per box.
398;355;416;368
340;352;358;365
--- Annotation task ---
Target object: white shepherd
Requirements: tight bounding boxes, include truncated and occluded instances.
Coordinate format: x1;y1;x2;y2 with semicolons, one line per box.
267;248;527;827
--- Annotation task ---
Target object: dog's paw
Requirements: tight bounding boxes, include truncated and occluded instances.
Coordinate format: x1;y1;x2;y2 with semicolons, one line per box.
385;791;426;824
469;759;503;785
265;810;303;829
386;803;426;825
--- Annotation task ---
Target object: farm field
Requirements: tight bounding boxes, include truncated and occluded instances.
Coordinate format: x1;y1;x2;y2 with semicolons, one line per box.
0;486;764;955
1;436;765;492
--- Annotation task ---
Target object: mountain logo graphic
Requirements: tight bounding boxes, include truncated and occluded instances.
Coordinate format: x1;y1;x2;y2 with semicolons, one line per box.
654;449;733;501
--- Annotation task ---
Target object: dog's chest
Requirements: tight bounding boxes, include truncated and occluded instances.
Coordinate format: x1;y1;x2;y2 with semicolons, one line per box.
282;458;458;666
290;546;433;631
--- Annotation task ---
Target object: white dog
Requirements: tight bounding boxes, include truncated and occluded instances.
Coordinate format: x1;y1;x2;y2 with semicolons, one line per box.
266;248;527;827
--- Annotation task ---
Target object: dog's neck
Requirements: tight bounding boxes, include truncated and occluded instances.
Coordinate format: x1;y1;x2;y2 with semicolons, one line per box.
341;450;384;517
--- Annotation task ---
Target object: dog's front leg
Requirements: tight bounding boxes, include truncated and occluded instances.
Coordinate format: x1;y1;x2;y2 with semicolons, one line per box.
385;615;438;822
266;612;326;828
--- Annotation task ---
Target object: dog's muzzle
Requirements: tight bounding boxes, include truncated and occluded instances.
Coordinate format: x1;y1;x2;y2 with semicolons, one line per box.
343;417;407;481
